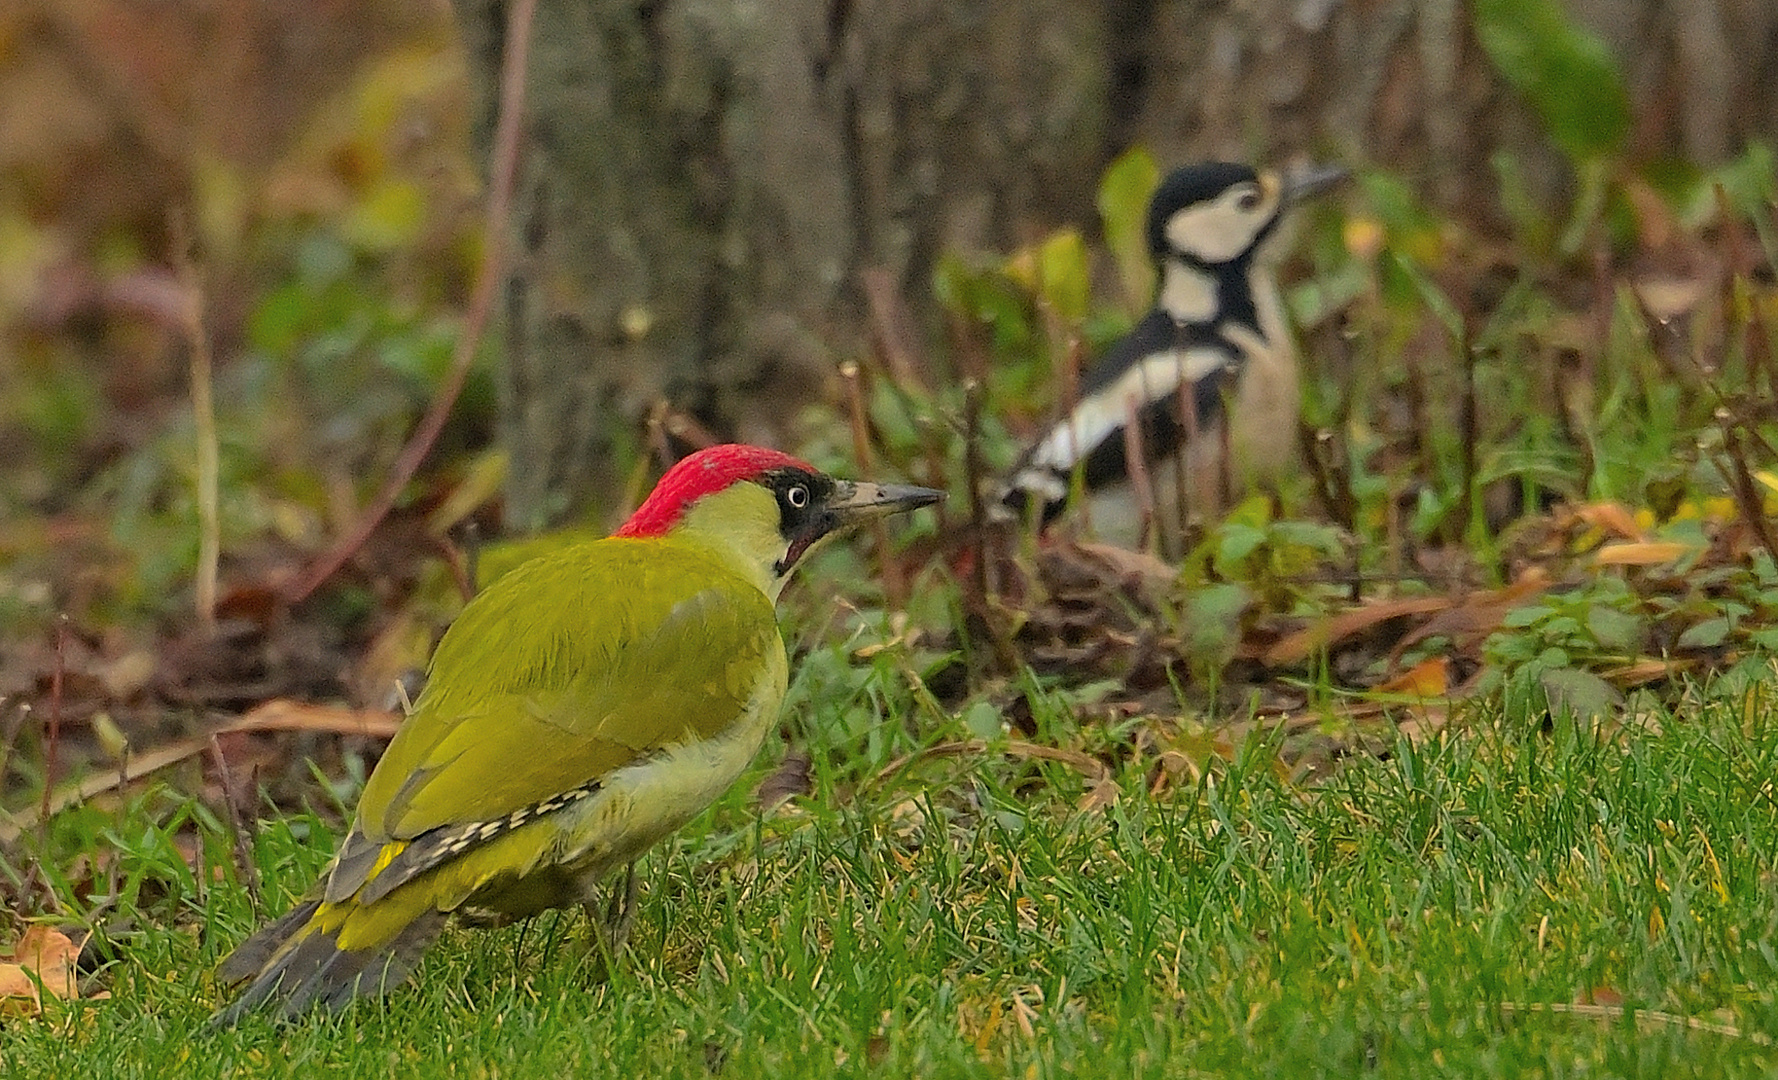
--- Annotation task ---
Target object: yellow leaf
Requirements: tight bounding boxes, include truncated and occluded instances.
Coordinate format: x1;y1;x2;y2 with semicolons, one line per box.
344;178;427;251
191;150;250;259
1343;216;1385;260
426;449;511;536
1375;657;1450;697
1593;541;1695;566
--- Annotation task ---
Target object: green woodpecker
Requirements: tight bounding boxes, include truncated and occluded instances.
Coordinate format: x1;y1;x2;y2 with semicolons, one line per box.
212;444;942;1023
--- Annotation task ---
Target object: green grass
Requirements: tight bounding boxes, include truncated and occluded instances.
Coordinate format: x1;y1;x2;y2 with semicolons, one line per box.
7;652;1778;1077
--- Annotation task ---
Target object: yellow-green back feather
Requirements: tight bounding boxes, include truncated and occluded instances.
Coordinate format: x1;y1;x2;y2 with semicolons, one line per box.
356;535;782;844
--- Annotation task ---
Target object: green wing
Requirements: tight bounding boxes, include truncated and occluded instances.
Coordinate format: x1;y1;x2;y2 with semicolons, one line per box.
355;538;782;843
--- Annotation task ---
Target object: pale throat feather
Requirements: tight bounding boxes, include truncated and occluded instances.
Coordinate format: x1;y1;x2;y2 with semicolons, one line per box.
1158;259;1219;324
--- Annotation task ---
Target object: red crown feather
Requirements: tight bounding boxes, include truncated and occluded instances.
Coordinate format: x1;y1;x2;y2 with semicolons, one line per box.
615;444;813;538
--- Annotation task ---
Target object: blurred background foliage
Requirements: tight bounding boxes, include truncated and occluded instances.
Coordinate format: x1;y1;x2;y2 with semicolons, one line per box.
1;0;1777;814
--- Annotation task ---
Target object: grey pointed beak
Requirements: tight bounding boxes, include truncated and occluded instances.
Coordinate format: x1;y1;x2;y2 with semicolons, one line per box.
827;480;946;522
1282;162;1349;203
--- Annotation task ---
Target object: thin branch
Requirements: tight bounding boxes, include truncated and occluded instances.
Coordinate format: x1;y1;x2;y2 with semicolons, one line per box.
1121;397;1155;553
961;377;991;605
209;734;261;910
284;0;540;605
171;213;219;629
1061;334;1088;535
861;267;931;395
1;700;402;844
841;361;905;607
39;617;68;845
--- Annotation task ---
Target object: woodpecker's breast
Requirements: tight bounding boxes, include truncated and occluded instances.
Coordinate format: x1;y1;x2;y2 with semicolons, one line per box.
547;635;790;885
1223;272;1300;483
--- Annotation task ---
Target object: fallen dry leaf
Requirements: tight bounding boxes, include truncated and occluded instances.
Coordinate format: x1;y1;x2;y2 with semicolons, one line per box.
1598;658;1695;689
754;749;814;809
0;700;402;844
1373;656;1451;697
1387;569;1551;669
1264;596;1451;667
1076;778;1120;814
1593;541;1697;567
1568;502;1647;543
0;926;87;1015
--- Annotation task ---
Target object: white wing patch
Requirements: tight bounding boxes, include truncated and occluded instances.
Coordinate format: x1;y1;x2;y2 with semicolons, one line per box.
1025;346;1233;472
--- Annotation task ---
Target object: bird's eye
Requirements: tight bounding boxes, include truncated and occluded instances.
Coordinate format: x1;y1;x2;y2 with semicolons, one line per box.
786;484;809;509
1236;189;1262;212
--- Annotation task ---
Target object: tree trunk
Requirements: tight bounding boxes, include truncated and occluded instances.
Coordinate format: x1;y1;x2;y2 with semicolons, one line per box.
452;0;1778;529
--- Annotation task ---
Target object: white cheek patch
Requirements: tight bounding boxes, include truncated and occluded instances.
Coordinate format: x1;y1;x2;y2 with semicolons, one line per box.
1026;346;1233;472
1164;190;1276;264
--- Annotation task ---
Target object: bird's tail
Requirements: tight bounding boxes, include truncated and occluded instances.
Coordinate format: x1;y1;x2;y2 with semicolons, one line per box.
209;895;445;1026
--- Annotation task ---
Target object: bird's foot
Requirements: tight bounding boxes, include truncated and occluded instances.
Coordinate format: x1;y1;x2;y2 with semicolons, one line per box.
581;862;639;973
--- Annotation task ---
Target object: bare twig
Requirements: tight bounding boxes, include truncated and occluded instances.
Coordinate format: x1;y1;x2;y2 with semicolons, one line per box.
1061;334;1088;534
1452;268;1479;543
1401;331;1435;520
0;700;28;799
428;529;476;603
861;267;932;394
1299;422;1349;529
660;406;720;453
170;213;219;629
1496;1000;1770;1046
208;734;261;909
0;700;402;844
1121;397;1155;553
841;361;904;607
1715;182;1775;396
40;617;68;845
1715;421;1778;563
959;377;1018;673
1173;366;1196;543
645;400;675;473
961;377;991;605
284;0;540;605
950;306;991;397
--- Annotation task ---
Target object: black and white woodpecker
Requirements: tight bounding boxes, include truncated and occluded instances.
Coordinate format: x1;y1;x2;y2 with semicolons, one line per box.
1001;160;1346;545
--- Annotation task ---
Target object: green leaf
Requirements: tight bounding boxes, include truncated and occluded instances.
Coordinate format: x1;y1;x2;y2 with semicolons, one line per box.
1539;667;1624;721
248;282;311;356
1036;228;1092;325
1267;521;1348;560
1356;171;1442;261
1216;524;1268;567
1584;604;1643;652
1098;146;1160;316
1502;605;1549;629
1474;0;1630;162
932;252;977;316
1541;616;1585;642
1389;251;1464;345
962;701;1004;740
1490;151;1553;254
1535;646;1571;669
1185;582;1250;659
1677;618;1732;650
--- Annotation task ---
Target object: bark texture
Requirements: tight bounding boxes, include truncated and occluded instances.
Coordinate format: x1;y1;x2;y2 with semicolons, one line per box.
451;0;1778;527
